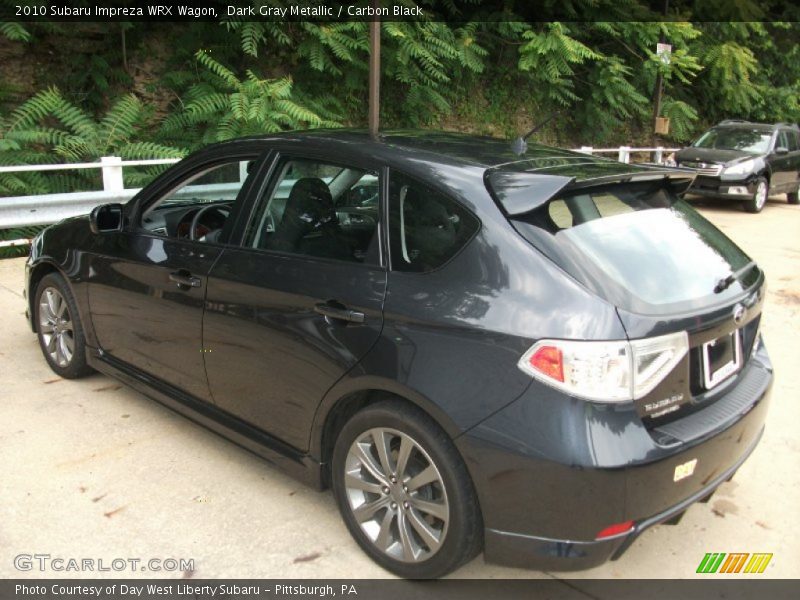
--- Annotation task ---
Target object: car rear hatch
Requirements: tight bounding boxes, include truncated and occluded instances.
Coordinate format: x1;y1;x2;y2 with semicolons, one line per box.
487;159;766;431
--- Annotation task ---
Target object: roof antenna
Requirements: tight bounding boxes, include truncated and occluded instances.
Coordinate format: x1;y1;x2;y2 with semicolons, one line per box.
511;111;562;155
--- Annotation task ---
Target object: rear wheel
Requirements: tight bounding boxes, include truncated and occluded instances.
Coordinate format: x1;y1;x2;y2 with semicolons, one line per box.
331;400;482;578
35;272;93;379
744;177;768;213
788;189;799;205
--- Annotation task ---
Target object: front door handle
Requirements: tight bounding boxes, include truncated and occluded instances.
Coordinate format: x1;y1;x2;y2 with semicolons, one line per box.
169;270;201;289
314;302;365;324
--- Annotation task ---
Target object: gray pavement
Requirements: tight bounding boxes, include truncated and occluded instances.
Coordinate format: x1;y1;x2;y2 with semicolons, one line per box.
1;196;798;579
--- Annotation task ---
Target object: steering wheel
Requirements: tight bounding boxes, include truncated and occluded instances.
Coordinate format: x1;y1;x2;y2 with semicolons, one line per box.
189;204;231;241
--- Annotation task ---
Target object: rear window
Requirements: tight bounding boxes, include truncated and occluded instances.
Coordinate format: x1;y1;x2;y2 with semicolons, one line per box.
388;172;479;272
512;182;760;313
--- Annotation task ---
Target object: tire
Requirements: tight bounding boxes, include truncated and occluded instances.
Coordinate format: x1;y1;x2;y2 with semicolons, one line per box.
788;188;799;205
35;272;94;379
744;177;768;213
331;400;482;578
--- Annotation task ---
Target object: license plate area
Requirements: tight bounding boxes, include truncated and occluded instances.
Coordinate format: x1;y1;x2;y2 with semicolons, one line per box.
702;329;742;389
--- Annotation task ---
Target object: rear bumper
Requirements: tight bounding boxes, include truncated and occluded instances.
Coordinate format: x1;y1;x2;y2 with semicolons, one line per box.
458;347;773;571
483;425;763;571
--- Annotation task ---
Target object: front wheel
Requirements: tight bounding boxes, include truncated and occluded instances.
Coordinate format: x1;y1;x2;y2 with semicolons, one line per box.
35;272;94;379
744;178;769;213
331;400;482;578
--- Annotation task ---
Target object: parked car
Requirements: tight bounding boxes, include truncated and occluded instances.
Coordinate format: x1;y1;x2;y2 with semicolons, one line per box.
25;131;772;578
675;120;800;213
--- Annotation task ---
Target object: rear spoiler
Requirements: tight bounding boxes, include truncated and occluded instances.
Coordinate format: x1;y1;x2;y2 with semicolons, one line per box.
486;168;696;216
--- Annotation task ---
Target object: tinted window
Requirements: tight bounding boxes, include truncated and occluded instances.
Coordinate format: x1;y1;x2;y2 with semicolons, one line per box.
160;160;253;206
779;130;798;152
141;158;254;239
388;172;479;272
245;158;380;264
512;182;758;314
693;128;772;154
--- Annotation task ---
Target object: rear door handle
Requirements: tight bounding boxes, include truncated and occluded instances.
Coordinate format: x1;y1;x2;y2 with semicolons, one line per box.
169;271;201;289
314;302;365;324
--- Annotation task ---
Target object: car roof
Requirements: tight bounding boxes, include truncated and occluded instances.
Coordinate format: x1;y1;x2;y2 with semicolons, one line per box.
714;121;799;131
214;129;692;215
223;128;668;172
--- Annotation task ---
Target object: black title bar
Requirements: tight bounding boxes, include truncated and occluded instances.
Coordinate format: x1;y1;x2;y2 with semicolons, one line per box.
1;0;799;23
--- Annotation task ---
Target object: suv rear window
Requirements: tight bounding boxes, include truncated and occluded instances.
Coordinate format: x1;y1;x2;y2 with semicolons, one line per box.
511;182;760;313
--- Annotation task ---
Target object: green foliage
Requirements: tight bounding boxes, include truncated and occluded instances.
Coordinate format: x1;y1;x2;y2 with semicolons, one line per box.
0;21;30;41
0;87;185;194
661;97;700;142
519;22;601;106
160;51;339;146
1;11;800;214
0;226;42;258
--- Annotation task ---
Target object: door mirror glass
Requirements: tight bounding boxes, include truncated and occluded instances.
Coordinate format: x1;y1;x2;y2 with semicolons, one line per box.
90;203;123;234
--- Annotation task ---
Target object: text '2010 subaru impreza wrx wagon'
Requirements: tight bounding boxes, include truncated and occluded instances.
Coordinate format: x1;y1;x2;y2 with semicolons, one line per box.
25;131;772;578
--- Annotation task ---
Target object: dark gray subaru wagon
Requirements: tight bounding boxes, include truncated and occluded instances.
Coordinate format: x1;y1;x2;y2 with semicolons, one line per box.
26;131;772;577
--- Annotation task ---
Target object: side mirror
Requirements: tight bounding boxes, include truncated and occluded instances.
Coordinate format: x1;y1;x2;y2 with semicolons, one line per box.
89;203;124;234
774;146;789;155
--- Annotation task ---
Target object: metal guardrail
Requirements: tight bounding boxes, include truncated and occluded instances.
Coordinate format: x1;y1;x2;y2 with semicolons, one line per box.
0;147;680;247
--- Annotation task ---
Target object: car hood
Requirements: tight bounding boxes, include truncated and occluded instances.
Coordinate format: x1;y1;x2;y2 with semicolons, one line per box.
676;147;755;166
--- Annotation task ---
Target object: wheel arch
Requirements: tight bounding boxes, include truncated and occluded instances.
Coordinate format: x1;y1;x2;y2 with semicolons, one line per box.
311;378;465;487
28;260;62;332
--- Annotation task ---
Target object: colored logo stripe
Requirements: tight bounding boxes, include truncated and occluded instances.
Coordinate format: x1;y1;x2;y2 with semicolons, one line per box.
744;553;772;573
697;552;773;574
697;553;726;573
720;553;749;573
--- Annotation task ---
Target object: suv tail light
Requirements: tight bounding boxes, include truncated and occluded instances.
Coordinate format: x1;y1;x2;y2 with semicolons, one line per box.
518;332;688;402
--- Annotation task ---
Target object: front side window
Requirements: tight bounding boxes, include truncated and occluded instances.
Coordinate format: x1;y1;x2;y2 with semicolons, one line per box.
245;158;380;264
388;172;479;272
141;158;254;240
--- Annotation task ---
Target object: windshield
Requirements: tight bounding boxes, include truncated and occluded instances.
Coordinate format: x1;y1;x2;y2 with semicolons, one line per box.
511;182;760;314
692;128;772;154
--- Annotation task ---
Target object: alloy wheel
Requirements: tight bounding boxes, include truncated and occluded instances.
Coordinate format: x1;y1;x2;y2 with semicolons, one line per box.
343;427;449;563
755;181;768;211
39;287;74;367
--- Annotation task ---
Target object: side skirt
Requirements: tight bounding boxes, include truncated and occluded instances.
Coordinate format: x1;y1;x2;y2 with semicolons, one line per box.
87;349;325;490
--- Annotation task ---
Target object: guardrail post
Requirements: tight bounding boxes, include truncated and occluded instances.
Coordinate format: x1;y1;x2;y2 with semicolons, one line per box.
654;146;664;164
100;156;124;192
618;146;631;164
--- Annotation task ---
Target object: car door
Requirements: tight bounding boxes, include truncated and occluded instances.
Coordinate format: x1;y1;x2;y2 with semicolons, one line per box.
87;151;265;401
769;130;794;192
781;129;800;193
202;154;386;450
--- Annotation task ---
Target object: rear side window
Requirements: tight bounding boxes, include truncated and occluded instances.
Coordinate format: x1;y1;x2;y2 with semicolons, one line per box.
388;172;479;272
780;129;798;152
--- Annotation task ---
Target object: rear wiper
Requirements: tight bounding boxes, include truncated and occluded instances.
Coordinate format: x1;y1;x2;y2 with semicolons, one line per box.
714;260;758;294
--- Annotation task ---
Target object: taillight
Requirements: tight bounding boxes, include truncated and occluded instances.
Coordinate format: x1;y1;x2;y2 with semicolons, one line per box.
595;520;635;540
517;332;688;402
527;345;564;382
